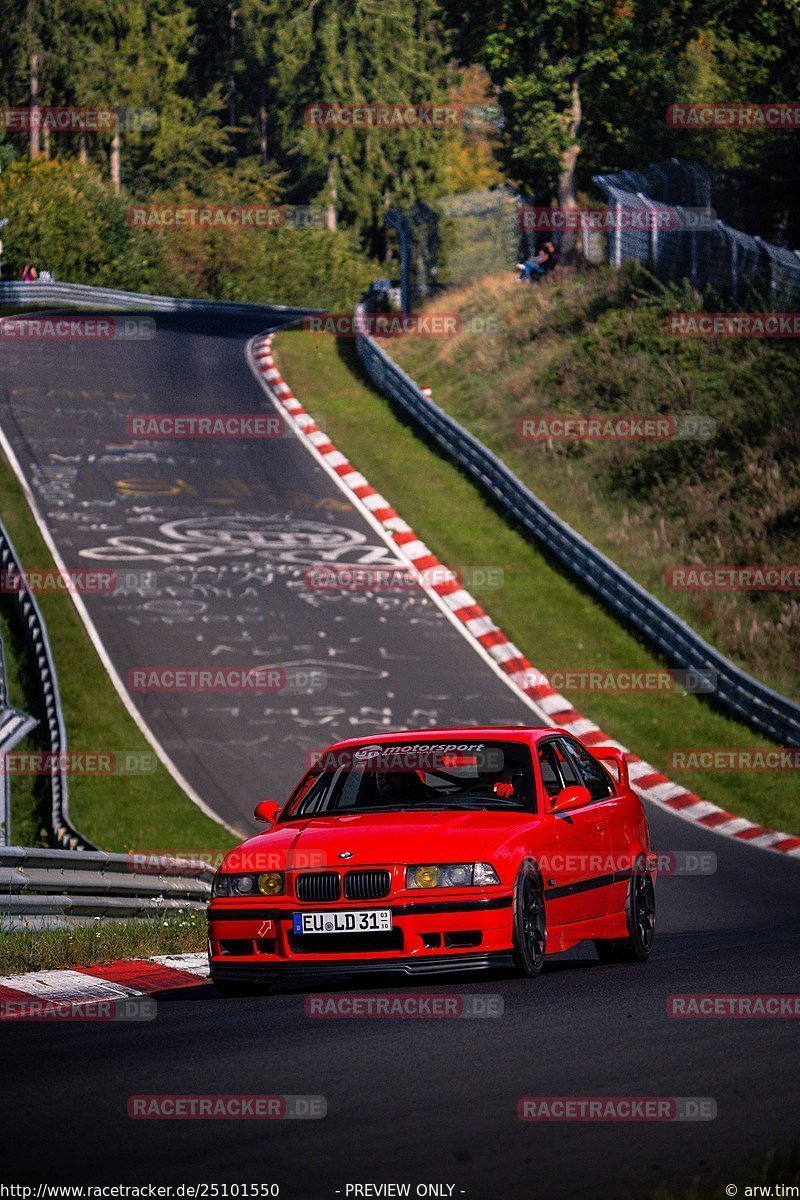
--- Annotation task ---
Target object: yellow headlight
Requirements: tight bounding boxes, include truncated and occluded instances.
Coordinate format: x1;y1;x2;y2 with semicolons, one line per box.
412;865;441;889
258;872;284;895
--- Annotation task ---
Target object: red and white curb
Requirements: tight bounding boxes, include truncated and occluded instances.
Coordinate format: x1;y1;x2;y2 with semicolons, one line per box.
248;331;800;861
0;953;209;1016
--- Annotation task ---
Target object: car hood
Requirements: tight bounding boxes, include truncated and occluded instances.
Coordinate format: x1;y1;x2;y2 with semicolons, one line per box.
225;809;526;871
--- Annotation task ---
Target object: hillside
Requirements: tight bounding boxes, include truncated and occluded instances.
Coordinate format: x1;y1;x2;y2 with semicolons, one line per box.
389;265;800;703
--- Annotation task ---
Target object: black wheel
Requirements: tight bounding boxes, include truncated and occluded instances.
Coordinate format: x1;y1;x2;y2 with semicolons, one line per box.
595;856;655;964
512;863;546;977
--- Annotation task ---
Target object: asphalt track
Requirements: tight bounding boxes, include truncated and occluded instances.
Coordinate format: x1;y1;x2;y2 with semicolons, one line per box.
0;311;544;832
1;312;799;1196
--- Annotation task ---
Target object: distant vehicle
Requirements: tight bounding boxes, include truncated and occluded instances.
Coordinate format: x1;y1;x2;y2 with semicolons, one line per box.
207;727;655;993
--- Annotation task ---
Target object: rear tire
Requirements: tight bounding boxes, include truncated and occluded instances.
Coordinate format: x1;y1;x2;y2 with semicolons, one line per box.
594;856;655;964
512;863;546;977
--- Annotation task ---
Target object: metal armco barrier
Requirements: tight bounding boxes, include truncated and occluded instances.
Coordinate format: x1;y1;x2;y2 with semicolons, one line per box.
354;297;800;747
0;521;91;850
0;845;212;925
0;279;317;316
0;641;38;847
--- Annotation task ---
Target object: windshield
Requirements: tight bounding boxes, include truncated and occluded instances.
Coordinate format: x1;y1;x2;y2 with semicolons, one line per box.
281;740;534;819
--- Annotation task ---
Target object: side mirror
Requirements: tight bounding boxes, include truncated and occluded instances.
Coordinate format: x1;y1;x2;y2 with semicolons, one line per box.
254;799;281;825
550;784;591;815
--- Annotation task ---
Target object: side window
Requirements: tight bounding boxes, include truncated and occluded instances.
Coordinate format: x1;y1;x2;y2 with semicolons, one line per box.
561;738;614;802
537;743;563;798
552;740;581;786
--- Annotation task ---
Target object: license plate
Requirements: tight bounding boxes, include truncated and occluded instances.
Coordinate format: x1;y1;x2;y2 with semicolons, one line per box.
292;909;392;935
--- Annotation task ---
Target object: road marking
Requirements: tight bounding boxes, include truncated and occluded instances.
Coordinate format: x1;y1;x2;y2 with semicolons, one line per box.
151;952;210;976
0;969;141;1001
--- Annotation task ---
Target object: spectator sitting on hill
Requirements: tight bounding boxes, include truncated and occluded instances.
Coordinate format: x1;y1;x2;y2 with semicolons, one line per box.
541;240;558;273
515;241;557;283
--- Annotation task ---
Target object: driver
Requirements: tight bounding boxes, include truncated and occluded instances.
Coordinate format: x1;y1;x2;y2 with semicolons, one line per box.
492;768;525;800
373;769;428;806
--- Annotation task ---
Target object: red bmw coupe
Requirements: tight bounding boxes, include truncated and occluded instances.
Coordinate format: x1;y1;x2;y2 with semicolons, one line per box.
207;727;655;992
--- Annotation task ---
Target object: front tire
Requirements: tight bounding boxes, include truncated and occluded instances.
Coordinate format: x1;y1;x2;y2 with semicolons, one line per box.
512;863;546;977
595;856;655;964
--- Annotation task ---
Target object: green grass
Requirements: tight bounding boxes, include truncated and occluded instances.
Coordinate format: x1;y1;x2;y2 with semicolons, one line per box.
0;447;236;854
273;327;799;836
0;912;206;974
650;1146;799;1200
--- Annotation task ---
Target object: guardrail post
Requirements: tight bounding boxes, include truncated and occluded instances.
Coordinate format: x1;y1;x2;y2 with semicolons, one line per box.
638;193;658;267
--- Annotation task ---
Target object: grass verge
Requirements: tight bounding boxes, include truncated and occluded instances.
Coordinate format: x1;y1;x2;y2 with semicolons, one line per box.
272;328;799;836
0;912;206;975
651;1146;799;1199
0;445;236;854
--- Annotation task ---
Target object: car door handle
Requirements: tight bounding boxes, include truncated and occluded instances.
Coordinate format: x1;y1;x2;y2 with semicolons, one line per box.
596;820;607;833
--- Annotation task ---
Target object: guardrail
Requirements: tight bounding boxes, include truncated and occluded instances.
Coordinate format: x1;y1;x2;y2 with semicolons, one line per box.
354;293;800;747
0;845;212;926
0;520;92;850
0;279;317;316
0;633;38;847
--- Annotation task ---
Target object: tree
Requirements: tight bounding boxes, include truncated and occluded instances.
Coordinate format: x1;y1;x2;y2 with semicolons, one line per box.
442;0;680;257
270;0;451;257
443;0;800;247
441;63;504;193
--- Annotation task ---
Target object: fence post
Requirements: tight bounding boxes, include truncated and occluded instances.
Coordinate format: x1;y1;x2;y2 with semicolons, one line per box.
385;209;412;314
755;235;778;312
730;233;740;305
638;193;658;267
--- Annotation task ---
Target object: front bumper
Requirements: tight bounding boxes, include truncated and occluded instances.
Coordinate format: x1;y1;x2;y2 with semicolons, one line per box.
211;951;514;984
207;893;514;978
